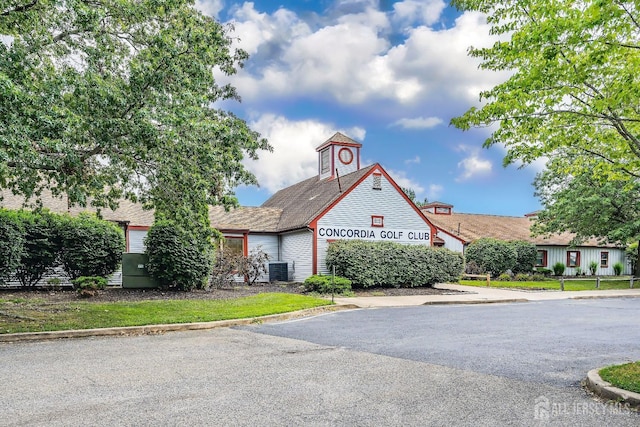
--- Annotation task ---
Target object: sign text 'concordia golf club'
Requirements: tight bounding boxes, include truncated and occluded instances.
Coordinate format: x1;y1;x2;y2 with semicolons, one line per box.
318;227;430;242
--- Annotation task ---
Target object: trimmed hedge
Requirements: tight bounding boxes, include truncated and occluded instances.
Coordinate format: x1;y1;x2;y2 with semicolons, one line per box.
465;238;517;277
145;220;214;291
325;240;464;288
0;209;24;284
509;240;537;274
59;213;125;280
0;209;125;285
303;274;352;294
14;210;64;288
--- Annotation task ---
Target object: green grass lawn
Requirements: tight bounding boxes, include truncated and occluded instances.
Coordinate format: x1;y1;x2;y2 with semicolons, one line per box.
0;293;332;334
459;278;636;291
600;362;640;394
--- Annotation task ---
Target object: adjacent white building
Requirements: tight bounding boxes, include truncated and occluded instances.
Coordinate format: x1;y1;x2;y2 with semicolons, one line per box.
422;202;632;275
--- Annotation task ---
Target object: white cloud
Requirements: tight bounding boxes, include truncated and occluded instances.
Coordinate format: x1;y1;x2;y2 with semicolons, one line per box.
426;184;444;200
385;11;509;105
226;3;308;57
219;5;508;108
392;0;447;27
392;116;443;129
244;114;365;193
405;155;421;165
456;145;493;181
387;169;424;194
224;4;393;104
193;0;224;18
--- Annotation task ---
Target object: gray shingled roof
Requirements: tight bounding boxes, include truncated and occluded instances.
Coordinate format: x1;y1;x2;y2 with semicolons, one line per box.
0;190;155;226
262;164;377;232
316;132;362;150
425;211;617;247
208;205;282;232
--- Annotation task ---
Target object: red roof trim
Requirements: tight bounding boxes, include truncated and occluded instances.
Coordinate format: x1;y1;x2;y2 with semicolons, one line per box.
128;225;150;231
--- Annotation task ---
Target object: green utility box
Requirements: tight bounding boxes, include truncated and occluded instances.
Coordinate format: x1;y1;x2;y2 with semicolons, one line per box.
122;253;158;288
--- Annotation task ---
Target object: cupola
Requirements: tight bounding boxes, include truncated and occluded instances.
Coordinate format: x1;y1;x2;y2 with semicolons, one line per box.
316;132;362;180
421;201;453;215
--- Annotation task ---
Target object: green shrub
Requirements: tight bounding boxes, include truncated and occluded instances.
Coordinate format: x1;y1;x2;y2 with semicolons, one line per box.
589;261;598;275
530;273;546;281
464;260;484;275
46;277;64;290
0;209;24;284
613;262;624;276
575;267;582;276
325;240;464;288
535;267;553;276
465;238;517;277
509;240;537;274
14;210;64;288
72;276;107;297
553;262;566;276
145;220;213;291
496;273;511;281
59;213;124;279
303;274;352;294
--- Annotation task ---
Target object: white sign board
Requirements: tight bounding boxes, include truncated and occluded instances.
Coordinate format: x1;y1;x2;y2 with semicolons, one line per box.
318;227;430;243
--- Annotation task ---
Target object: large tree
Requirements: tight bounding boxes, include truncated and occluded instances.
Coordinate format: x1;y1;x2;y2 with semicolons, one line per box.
0;0;270;222
450;0;640;179
533;153;640;275
451;0;640;274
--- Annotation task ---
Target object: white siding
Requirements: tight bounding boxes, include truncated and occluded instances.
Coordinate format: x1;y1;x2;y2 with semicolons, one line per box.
108;268;122;286
248;234;279;283
280;230;313;281
316;171;433;275
129;230;147;253
539;246;631;276
436;230;464;253
319;145;359;181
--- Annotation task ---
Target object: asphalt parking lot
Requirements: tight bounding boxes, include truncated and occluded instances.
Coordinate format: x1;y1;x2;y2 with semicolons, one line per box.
2;299;640;426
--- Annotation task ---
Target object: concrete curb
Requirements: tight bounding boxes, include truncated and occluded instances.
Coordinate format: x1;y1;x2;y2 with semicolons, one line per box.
585;368;640;409
0;304;360;343
422;298;528;306
571;295;640;300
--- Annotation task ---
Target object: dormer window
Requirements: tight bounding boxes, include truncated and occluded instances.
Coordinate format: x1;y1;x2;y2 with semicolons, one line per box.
320;148;330;174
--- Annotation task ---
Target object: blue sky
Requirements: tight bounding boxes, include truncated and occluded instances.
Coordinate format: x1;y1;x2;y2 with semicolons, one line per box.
198;0;543;216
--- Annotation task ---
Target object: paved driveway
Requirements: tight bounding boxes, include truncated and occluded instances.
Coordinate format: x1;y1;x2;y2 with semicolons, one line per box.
2;299;640;426
244;298;640;388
